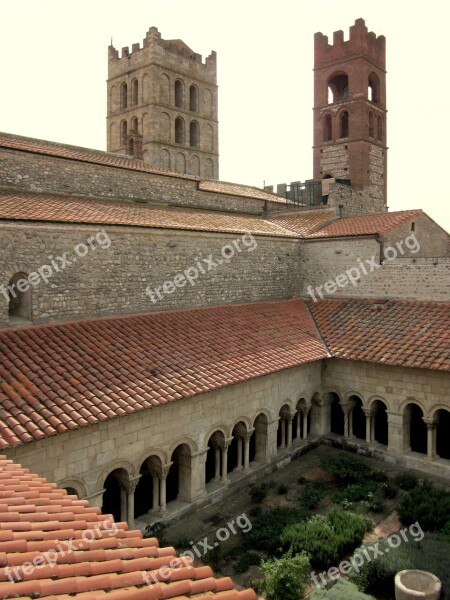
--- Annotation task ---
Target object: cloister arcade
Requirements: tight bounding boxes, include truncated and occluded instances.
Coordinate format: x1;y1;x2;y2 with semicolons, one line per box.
84;392;450;526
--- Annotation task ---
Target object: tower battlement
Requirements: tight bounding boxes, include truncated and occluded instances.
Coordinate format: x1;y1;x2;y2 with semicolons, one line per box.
108;27;217;81
315;18;385;69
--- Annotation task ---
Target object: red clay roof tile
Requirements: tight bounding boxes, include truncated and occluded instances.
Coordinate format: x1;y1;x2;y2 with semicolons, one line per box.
0;456;257;600
0;300;327;450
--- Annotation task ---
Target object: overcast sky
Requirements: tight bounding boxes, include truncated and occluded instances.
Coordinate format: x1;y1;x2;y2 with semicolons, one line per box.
0;0;449;231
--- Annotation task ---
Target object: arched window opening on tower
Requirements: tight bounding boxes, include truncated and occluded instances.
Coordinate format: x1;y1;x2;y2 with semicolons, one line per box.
368;73;380;102
189;84;199;112
368;111;374;138
327;73;349;104
131;79;139;106
8;272;32;323
175;117;185;144
175;80;184;109
377;116;383;141
323;114;332;141
121;121;128;146
339;110;349;138
131;117;139;133
189;121;199;147
120;82;128;109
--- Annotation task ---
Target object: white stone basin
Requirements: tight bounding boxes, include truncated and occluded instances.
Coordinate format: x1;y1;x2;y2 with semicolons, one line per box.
395;570;441;600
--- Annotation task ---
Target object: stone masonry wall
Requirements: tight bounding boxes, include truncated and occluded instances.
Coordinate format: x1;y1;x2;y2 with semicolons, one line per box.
0;223;300;328
0;149;263;215
300;237;450;301
327;182;387;216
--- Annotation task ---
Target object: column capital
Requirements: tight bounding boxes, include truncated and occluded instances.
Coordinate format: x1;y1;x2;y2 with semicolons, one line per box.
125;475;141;494
362;408;375;417
158;462;173;479
422;417;436;430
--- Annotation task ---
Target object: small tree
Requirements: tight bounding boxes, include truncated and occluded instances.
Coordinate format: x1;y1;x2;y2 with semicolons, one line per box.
259;549;311;600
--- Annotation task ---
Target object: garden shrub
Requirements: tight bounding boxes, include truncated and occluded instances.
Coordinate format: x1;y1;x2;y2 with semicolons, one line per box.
245;506;311;554
233;551;260;573
334;481;377;503
351;534;450;600
258;549;311;600
277;483;288;495
310;579;376;599
281;508;371;570
380;482;397;499
364;492;385;513
370;469;388;483
298;475;307;484
394;473;418;490
397;482;450;531
320;454;368;482
249;505;263;518
300;481;326;509
249;480;276;503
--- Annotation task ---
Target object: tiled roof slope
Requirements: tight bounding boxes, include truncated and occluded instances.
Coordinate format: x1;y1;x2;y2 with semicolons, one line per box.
198;181;284;204
0;191;295;238
0;300;328;449
0;132;283;205
267;209;337;236
0;455;256;600
308;298;450;371
308;210;424;238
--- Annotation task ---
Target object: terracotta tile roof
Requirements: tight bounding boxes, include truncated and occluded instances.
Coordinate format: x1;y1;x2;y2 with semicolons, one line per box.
308;298;450;371
0;190;295;238
0;132;282;205
308;210;424;238
0;300;328;449
0;455;257;600
198;180;285;204
267;209;337;236
0;132;193;180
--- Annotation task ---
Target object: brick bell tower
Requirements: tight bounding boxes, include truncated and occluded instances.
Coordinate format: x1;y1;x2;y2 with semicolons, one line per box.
313;19;387;210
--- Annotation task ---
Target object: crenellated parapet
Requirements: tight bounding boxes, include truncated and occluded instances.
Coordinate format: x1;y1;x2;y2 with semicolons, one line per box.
314;18;385;70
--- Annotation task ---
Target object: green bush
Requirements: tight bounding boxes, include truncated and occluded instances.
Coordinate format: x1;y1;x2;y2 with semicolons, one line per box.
364;493;385;513
249;505;263;518
258;549;311;600
298;475;307;485
233;551;260;573
370;469;388;483
249;480;276;503
245;506;311;554
300;482;326;509
394;473;418;490
397;482;450;531
336;481;377;503
310;579;376;599
380;482;397;499
351;534;450;599
320;454;368;483
281;508;371;570
277;483;288;495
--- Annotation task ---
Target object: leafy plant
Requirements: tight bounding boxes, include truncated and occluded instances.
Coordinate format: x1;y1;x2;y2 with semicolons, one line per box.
233;551;260;573
320;454;368;483
281;508;371;570
258;549;311;600
144;521;167;545
380;482;397;499
397;482;450;531
245;506;311;554
297;475;307;485
394;473;418;490
249;480;276;503
364;493;385;513
300;481;326;509
370;470;388;483
277;483;288;495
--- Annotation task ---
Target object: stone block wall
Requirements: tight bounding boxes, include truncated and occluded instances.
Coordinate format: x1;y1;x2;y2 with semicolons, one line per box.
0;223;300;327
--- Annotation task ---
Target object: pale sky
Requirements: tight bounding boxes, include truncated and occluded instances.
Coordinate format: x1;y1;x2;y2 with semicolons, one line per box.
0;0;449;231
